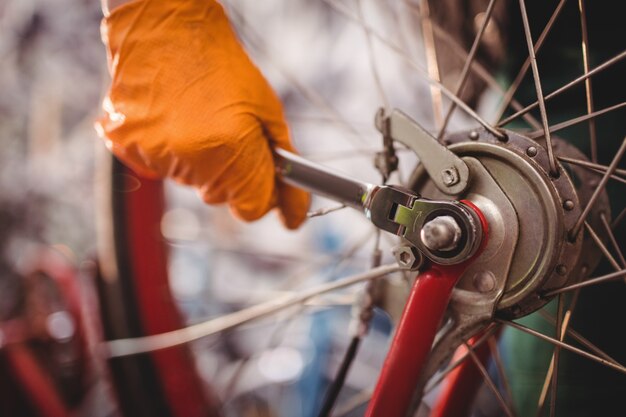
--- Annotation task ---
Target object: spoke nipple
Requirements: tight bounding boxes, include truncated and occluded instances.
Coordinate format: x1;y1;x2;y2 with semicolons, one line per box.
526;146;538;157
563;199;575;211
567;228;579;243
556;264;567;276
420;216;462;252
495;129;508;142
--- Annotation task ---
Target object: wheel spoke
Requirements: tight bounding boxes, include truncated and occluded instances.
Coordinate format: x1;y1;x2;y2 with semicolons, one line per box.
105;264;402;357
499;319;626;376
436;0;499;141
415;0;444;129
334;389;372;417
518;0;558;175
464;341;517;417
558;159;626;186
308;204;348;218
557;156;626;178
572;137;626;236
498;50;626;127
228;4;368;146
280;227;377;291
488;336;516;412
494;0;568;125
356;0;390;111
534;291;578;417
405;2;542;129
613;207;626;229
304;150;378;163
577;0;597;162
423;324;500;394
549;295;565;417
589;169;626;185
209;245;340;266
600;213;626;267
584;222;622;271
528;102;626;140
322;0;506;139
303;146;415;163
287;113;370;129
545;268;626;296
391;1;417;62
208;229;373;284
539;309;622;366
534;356;551;417
221;305;305;401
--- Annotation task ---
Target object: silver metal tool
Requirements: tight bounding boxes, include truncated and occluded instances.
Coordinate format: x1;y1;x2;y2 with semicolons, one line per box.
274;148;482;265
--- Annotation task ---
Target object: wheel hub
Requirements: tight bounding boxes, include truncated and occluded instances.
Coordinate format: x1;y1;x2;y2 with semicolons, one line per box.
409;128;609;319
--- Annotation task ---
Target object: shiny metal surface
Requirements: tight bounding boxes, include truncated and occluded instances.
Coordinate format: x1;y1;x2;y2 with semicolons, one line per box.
420;215;462;251
367;187;482;265
376;109;470;195
410;129;594;318
274;148;372;210
411;156;519;400
403;127;611;409
392;245;424;271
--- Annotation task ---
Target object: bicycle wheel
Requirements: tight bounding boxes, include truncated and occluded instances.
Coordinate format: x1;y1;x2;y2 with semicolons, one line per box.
95;1;626;416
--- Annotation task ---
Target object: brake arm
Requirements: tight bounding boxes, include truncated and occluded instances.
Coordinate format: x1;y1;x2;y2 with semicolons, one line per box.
376;109;471;195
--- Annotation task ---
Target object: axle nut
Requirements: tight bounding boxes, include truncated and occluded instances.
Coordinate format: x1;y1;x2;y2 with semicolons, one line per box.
420;215;462;252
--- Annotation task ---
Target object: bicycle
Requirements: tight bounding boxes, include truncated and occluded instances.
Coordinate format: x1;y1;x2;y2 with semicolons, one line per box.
93;1;626;416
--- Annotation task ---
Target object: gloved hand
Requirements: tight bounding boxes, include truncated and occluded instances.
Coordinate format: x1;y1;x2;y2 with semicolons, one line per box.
97;0;310;229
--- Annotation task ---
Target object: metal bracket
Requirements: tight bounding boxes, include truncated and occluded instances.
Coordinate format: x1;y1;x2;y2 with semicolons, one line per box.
376;109;470;195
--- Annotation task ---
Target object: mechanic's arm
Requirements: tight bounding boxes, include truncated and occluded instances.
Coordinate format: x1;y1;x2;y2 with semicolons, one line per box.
97;0;309;229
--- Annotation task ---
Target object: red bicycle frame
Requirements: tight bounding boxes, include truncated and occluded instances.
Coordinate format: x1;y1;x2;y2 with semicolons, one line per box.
366;200;489;417
365;265;466;417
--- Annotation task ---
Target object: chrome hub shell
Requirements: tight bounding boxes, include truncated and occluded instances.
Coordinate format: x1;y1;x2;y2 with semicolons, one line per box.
410;128;608;319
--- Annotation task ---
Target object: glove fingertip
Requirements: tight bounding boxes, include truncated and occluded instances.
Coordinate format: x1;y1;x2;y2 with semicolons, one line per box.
232;183;277;223
278;183;310;230
230;191;277;222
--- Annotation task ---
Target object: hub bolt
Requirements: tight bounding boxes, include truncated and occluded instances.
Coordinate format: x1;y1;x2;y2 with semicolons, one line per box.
441;167;460;187
420;215;462;252
473;271;496;293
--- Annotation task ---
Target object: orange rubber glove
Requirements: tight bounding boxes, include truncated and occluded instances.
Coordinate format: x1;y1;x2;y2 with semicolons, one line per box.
97;0;309;229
